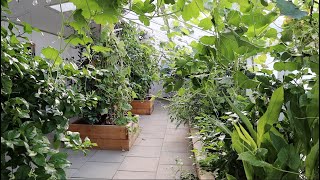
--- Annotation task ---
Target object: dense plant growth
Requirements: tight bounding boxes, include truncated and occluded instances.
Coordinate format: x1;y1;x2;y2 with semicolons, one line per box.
1;20;96;179
118;22;159;100
160;0;319;179
1;0;318;179
74;26;136;125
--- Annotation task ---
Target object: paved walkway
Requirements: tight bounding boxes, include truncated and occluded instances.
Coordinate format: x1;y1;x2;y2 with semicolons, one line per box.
65;100;196;179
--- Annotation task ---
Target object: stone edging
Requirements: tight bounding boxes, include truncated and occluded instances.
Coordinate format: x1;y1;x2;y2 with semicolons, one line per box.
189;128;215;180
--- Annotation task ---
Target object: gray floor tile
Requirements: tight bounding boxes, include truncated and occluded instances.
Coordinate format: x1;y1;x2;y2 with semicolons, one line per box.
141;125;167;133
66;168;79;178
134;137;164;147
71;162;120;179
118;157;159;171
67;149;96;159
113;171;156;179
156;165;196;179
166;128;190;136
162;142;193;153
167;122;189;129
88;150;127;163
68;157;88;169
139;132;166;139
127;146;161;157
164;134;190;143
159;151;194;166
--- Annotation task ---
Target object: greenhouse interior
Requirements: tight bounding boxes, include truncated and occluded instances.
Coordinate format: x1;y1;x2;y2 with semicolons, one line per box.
1;0;319;179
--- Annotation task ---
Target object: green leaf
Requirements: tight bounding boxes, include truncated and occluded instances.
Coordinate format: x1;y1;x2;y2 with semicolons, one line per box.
164;0;175;4
177;88;185;96
234;124;256;150
32;154;46;166
265;28;278;38
93;9;118;25
7;130;20;139
198;17;213;30
226;174;237;180
1;75;12;95
139;15;150;26
199;36;216;45
274;62;299;71
238;151;273;168
227;10;241;26
181;4;193;21
177;0;186;9
92;45;112;53
233;71;260;89
276;0;308;19
10;35;19;44
260;0;268;6
270;131;288;152
23;22;32;34
69;9;88;35
49;152;70;168
257;86;284;147
254;54;267;64
15;165;31;179
287;145;300;170
305;140;319;179
41;47;62;67
225;96;257;140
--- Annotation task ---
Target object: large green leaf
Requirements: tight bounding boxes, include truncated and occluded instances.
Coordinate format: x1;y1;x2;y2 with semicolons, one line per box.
270;131;288;152
41;47;62;67
1;75;12;95
69;10;88;35
305;140;319;180
276;0;308;19
199;36;216;45
198;17;213;30
227;10;241;26
257;86;284;147
238;151;273;168
225;96;257;140
233;71;260;89
274;62;299;71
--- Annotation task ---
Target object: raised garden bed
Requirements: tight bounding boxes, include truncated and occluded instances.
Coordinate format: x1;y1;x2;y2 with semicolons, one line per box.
68;119;140;151
130;97;154;115
190;128;215;180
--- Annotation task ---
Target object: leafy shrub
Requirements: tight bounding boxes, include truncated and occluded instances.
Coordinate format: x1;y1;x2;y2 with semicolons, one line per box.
119;22;159;100
1;21;96;179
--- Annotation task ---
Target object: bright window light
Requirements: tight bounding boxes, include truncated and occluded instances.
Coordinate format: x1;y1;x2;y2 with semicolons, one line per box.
49;2;76;12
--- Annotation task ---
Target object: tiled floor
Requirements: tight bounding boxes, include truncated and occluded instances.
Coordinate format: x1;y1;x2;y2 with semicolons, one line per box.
65;100;196;179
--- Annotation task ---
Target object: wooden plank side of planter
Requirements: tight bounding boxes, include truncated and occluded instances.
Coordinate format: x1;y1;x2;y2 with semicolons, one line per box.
130;100;153;109
68;120;140;150
190;128;215;180
130;99;154;115
68;124;128;140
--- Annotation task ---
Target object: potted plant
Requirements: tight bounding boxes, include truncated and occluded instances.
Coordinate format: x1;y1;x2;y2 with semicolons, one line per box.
68;26;140;150
119;22;160;115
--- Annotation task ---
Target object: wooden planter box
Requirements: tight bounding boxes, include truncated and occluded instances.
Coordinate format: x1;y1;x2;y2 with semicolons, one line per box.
68;120;140;151
130;98;154;115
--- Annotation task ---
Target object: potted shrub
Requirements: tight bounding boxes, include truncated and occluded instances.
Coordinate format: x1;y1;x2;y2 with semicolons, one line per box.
68;26;140;150
119;22;160;115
